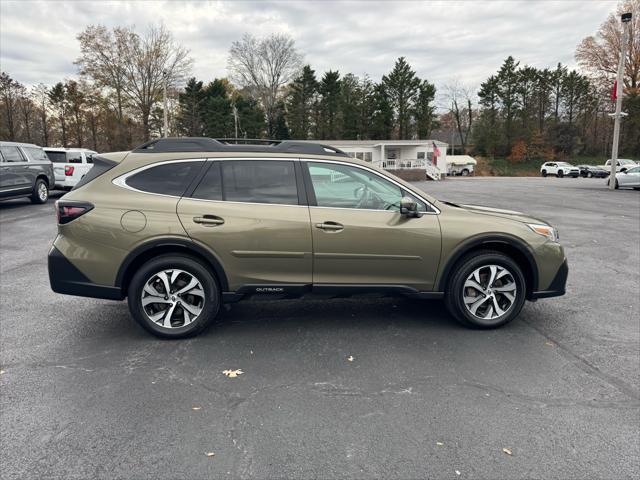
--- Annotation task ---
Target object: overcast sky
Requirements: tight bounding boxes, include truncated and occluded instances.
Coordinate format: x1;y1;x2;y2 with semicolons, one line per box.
0;0;616;107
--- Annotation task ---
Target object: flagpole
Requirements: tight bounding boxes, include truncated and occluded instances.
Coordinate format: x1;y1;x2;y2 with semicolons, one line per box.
609;12;631;190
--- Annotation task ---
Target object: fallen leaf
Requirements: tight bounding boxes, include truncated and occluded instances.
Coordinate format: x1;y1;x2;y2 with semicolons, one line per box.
192;406;201;411
223;369;244;378
455;470;461;476
347;355;354;362
502;447;513;455
205;452;215;457
545;342;554;347
436;441;444;446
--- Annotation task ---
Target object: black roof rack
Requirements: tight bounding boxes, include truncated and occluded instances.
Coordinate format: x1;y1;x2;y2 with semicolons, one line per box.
132;137;348;157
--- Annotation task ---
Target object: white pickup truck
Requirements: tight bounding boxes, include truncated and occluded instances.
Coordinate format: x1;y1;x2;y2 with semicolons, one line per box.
601;158;638;173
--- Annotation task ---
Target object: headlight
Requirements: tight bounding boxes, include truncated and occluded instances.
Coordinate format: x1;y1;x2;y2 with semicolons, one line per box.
527;223;559;242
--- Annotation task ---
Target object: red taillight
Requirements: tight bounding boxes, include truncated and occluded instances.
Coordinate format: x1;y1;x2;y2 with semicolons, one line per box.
56;201;93;224
65;166;75;176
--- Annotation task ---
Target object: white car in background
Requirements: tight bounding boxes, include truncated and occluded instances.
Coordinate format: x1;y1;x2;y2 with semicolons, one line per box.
608;165;640;190
601;158;638;173
44;148;97;190
540;162;579;178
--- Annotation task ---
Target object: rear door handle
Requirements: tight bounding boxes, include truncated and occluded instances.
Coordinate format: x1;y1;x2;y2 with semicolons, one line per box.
315;221;344;232
193;215;225;226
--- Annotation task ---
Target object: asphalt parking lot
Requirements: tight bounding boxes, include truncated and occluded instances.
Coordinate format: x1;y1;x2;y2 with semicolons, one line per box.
1;177;638;479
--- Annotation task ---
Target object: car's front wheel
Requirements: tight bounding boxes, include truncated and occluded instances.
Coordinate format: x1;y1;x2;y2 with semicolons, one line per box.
444;251;526;329
557;170;564;178
127;255;221;338
541;170;547;177
30;178;49;204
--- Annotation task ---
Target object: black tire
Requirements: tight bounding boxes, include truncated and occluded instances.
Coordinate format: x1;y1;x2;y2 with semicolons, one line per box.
127;254;221;338
461;169;469;176
444;250;527;329
587;171;593;178
30;178;49;204
541;170;547;177
557;170;564;178
607;179;620;189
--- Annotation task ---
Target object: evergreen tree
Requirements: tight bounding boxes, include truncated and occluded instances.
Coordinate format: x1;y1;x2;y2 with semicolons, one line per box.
370;83;394;140
286;65;318;139
273;101;289;140
340;73;361;139
497;56;521;152
413;79;437;139
234;94;265;138
177;77;206;136
382;57;420;139
318;70;341;139
202;79;233;138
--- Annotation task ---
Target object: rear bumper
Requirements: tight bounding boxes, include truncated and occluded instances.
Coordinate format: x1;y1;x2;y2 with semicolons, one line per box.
530;260;568;299
48;246;124;300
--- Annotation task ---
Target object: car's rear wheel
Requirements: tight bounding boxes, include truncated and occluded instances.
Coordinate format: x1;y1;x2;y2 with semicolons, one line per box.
557;170;564;178
30;179;49;204
587;171;593;178
541;170;547;177
127;255;220;338
444;251;526;329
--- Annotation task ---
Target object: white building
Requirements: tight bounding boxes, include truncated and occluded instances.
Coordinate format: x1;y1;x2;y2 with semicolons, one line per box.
313;139;448;180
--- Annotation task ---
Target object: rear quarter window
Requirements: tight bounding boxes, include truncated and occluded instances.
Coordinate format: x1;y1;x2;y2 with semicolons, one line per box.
45;151;67;163
22;147;49;162
125;161;204;197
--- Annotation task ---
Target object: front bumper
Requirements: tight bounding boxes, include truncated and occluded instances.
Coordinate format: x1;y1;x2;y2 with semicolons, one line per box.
530;260;568;299
48;246;124;300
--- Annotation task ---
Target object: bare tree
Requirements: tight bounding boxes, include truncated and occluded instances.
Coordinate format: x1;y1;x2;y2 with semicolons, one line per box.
119;24;192;141
576;0;639;90
32;84;50;146
444;80;475;153
228;33;302;136
17;85;34;143
0;72;21;140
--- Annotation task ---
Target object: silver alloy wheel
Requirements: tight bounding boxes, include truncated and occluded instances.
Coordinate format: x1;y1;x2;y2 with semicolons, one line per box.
462;264;517;321
140;269;205;329
38;182;48;201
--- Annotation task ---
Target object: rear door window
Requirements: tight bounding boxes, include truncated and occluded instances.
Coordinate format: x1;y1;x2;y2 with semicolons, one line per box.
219;160;298;205
67;152;83;164
0;146;25;162
125;161;204;197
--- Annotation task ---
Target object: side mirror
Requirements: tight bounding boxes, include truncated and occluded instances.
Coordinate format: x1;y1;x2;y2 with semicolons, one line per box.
400;196;422;217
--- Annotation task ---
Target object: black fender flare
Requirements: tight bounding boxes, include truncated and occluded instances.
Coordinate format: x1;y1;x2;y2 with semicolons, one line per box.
115;237;229;291
436;233;539;293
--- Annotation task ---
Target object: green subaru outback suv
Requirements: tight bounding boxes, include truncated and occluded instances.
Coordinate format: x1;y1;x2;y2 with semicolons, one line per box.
48;138;567;338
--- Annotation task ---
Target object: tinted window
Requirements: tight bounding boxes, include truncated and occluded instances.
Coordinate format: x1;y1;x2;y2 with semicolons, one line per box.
23;147;49;162
221;161;298;205
45;151;67;163
126;161;203;196
307;162;426;212
0;146;25;162
67;152;83;164
191;163;223;201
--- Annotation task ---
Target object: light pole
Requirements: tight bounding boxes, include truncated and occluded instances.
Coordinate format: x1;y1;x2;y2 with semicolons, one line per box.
162;70;168;138
609;12;632;190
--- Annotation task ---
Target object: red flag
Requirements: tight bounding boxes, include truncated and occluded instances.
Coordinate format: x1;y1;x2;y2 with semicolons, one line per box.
432;142;441;166
611;80;617;101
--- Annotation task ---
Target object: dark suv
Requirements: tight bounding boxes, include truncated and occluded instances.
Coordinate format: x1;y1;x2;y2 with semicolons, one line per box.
0;141;55;204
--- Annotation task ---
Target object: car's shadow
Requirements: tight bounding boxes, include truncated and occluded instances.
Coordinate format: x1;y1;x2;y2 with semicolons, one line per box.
0;191;66;210
77;296;463;344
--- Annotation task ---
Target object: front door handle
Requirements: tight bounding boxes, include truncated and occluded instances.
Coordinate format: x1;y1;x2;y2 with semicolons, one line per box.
315;221;344;232
193;215;225;226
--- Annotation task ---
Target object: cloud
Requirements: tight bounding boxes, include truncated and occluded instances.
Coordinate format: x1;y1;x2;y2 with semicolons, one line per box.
0;0;615;101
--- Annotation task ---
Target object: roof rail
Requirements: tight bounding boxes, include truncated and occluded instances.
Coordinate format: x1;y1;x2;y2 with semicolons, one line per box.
132;137;348;157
